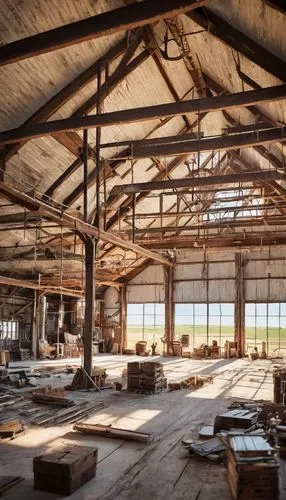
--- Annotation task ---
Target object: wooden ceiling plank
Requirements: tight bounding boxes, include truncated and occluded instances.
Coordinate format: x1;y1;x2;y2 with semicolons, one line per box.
187;8;286;81
0;0;210;66
3;37;127;162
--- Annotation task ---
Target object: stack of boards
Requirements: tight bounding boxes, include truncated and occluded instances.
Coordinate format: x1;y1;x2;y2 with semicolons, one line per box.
127;362;167;394
227;435;279;500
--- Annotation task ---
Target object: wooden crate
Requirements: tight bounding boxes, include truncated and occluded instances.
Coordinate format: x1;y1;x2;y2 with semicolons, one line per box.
34;444;97;495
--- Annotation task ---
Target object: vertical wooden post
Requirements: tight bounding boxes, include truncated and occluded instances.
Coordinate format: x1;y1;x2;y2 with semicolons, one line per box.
32;290;40;359
120;286;127;353
164;264;174;355
84;236;96;376
235;253;245;357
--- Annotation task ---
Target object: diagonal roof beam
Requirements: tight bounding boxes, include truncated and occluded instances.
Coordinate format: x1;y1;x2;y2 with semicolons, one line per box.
0;180;173;267
1;84;285;145
2;37;127;163
186;8;286;82
0;0;211;66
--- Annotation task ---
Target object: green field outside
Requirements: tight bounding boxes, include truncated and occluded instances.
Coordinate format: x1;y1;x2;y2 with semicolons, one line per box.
127;324;286;353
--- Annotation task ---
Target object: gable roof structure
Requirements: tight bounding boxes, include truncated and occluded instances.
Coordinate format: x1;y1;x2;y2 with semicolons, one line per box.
0;0;285;296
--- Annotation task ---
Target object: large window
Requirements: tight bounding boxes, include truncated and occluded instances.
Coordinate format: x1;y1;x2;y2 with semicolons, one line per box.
245;303;286;354
127;303;165;350
175;303;234;350
0;320;19;340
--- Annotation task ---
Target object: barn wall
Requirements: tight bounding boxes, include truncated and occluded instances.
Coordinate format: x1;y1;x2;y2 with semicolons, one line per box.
103;245;286;317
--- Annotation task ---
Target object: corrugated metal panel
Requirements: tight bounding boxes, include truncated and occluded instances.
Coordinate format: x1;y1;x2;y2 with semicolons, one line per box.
245;280;268;301
127;284;165;303
269;280;286;301
130;265;164;285
174;281;207;302
176;250;204;264
208;280;235;302
245;260;286;279
175;263;204;280
208;262;235;279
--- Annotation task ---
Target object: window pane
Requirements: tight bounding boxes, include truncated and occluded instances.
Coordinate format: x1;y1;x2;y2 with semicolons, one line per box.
128;304;143;315
221;316;234;327
246;304;255;315
128;315;143;326
209;304;220;315
175;315;193;325
155;304;165;315
280;303;286;315
245;316;256;327
155;315;165;326
194;304;207;315
195;315;207;326
256;316;267;327
144;315;155;326
144;304;155;315
175;304;193;316
256;303;267;316
221;303;234;316
268;303;279;316
268;316;279;328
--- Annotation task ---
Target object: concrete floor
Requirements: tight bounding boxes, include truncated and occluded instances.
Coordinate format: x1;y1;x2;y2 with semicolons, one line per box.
0;355;282;499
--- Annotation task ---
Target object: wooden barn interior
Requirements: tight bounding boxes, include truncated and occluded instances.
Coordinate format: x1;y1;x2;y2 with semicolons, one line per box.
0;0;286;498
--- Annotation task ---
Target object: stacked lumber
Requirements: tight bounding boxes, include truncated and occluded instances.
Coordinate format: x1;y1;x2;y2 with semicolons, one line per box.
227;435;279;499
214;409;258;434
0;419;24;439
127;362;141;392
140;362;167;394
74;422;153;442
32;392;72;407
34;445;97;495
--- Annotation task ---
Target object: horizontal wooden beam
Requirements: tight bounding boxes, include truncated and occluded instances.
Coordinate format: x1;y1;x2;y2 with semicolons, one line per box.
132;127;286;158
135;233;286;249
0;0;209;66
187;8;286;81
0;181;173;267
0;85;285;145
0;275;84;298
111;170;284;195
133;215;286;233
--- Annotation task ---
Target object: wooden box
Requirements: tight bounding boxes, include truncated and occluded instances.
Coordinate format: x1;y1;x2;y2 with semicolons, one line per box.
33;444;97;495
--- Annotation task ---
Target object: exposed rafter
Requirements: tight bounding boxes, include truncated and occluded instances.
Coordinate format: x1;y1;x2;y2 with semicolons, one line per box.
0;84;285;145
0;0;210;66
187;8;286;81
0;181;173;267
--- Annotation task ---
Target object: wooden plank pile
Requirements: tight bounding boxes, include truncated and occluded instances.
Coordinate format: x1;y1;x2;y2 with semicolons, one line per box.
214;409;258;434
140;362;167;394
21;401;104;426
127;362;141;392
31;392;72;407
227;435;279;500
33;444;97;495
127;361;167;394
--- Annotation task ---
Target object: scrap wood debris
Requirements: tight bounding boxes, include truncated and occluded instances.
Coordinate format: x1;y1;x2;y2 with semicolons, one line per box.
74;422;153;443
0;476;24;495
0;418;24;440
21;401;105;426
